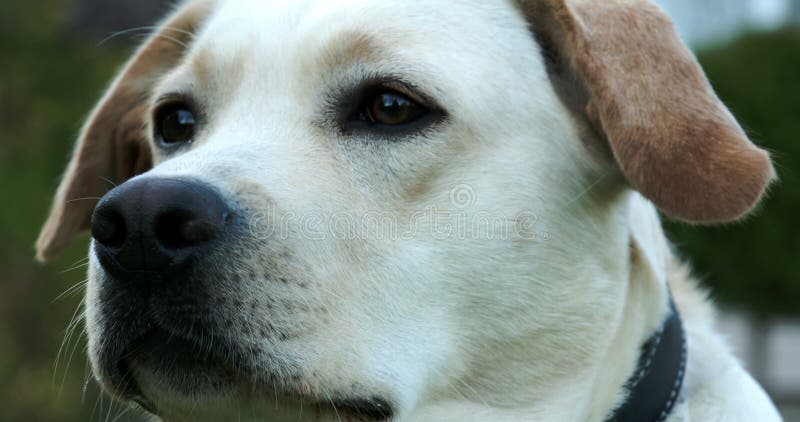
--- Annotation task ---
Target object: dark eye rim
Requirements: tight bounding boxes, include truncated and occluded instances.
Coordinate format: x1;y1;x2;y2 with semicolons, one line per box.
339;79;447;137
152;97;199;149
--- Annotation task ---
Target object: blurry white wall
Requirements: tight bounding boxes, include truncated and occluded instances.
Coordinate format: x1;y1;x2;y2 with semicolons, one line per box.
656;0;794;45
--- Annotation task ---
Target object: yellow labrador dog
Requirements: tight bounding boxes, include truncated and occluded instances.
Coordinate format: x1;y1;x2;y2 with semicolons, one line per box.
37;0;781;420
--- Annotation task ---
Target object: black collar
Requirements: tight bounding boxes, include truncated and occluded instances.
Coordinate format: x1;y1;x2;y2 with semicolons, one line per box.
606;297;687;422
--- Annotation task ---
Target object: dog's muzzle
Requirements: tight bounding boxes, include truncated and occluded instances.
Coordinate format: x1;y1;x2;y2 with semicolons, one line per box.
88;177;240;405
86;177;397;420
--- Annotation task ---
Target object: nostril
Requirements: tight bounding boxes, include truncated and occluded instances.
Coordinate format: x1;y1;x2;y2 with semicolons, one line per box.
92;208;127;249
155;210;223;250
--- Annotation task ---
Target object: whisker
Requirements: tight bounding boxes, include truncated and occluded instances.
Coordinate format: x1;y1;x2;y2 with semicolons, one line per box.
82;357;93;405
562;171;611;208
59;257;90;274
455;377;489;408
99;177;119;189
150;33;189;49
62;256;90;269
61;323;88;395
91;384;103;422
104;389;121;422
319;385;342;422
97;26;155;46
66;197;103;204
298;397;303;421
54;298;85;387
51;279;88;303
110;405;131;422
96;25;197;47
60;262;90;275
427;366;474;404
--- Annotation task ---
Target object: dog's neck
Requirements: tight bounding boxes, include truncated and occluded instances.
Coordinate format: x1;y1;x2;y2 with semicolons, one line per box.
587;194;674;421
414;193;674;421
607;296;686;422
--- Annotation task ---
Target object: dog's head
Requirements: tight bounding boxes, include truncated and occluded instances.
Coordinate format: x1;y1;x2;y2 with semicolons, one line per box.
38;0;773;419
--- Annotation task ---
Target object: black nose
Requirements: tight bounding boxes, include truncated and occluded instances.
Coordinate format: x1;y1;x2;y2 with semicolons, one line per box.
91;178;231;278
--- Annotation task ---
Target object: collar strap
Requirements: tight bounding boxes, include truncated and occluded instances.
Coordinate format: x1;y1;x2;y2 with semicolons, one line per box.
606;297;687;422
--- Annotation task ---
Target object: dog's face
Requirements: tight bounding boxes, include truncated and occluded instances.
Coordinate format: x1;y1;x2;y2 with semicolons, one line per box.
88;2;587;418
38;0;774;420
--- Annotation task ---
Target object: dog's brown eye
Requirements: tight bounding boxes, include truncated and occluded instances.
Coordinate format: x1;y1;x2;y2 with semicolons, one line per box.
341;83;444;136
361;91;427;126
156;104;196;146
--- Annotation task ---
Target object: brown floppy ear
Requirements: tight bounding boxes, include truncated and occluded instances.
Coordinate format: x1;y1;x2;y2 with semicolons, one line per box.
520;0;775;223
36;0;214;262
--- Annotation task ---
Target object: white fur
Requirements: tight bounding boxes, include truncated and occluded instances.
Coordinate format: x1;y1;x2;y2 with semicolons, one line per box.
81;0;781;420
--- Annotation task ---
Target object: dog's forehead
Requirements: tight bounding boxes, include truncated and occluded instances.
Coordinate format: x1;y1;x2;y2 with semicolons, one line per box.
202;0;516;39
192;0;536;78
173;0;554;134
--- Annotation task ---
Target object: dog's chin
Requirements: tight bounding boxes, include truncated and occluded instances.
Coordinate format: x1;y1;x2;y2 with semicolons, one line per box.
110;329;241;415
108;331;296;420
94;329;397;421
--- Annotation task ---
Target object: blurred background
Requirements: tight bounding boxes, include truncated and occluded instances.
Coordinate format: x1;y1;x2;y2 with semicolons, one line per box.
0;0;797;420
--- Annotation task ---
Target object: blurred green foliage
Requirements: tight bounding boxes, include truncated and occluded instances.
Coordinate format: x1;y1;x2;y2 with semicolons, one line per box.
0;1;797;420
0;1;136;420
666;28;800;317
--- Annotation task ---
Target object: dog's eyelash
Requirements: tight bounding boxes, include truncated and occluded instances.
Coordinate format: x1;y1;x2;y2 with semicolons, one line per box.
329;77;446;138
